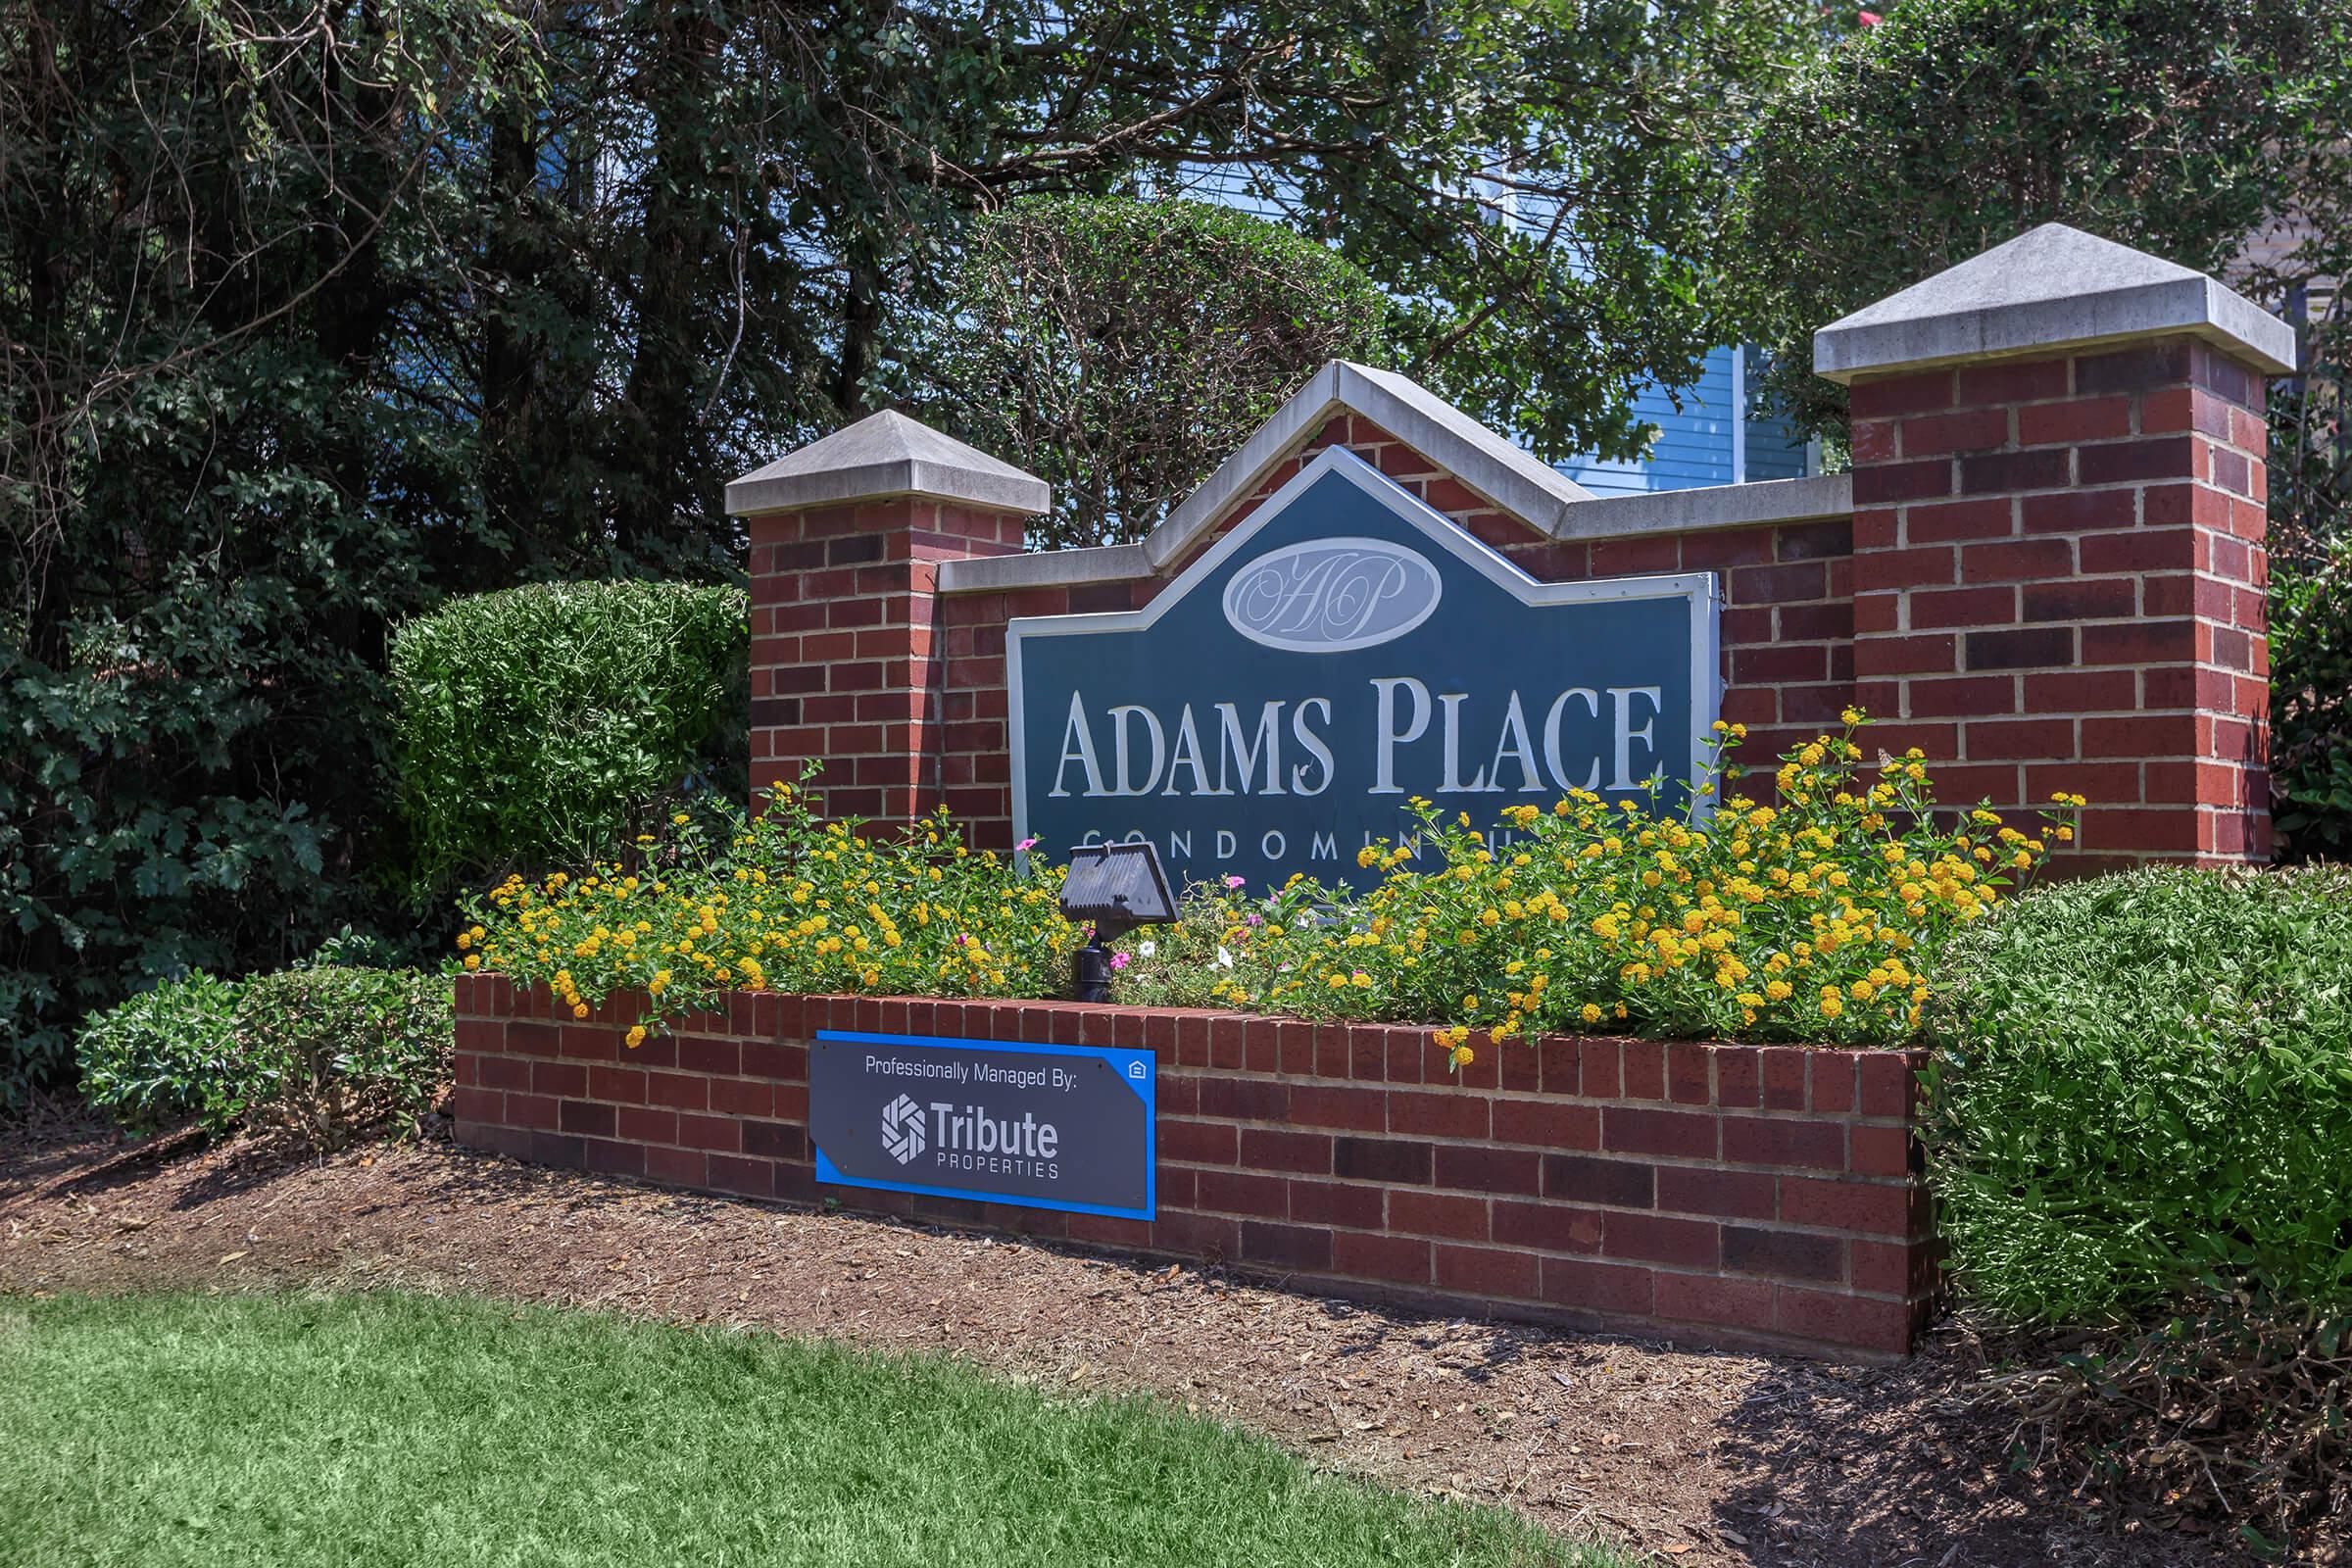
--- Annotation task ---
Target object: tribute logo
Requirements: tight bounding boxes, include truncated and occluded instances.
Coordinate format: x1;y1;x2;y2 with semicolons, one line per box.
881;1094;926;1164
810;1033;1149;1218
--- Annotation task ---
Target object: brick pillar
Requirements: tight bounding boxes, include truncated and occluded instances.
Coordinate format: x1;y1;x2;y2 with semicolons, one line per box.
1817;224;2295;864
725;411;1049;820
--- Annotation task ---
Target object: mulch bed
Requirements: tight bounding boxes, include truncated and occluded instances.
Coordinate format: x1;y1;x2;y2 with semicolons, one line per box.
0;1118;2277;1568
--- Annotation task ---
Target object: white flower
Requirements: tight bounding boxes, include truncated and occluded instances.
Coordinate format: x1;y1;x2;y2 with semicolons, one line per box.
1215;946;1234;969
1137;940;1157;958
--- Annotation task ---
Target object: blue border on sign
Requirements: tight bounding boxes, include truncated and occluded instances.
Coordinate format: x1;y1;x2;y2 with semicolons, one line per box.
810;1029;1156;1221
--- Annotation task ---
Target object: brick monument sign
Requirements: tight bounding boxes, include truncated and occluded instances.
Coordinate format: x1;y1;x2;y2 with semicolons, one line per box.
456;224;2296;1357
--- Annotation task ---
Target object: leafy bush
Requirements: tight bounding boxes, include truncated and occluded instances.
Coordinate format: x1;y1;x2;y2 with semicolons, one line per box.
1923;865;2352;1326
2272;539;2352;860
217;967;452;1150
471;722;2074;1059
73;972;241;1131
2;567;388;1106
461;780;1077;1039
1114;718;2075;1057
75;965;451;1150
929;197;1391;546
389;581;749;897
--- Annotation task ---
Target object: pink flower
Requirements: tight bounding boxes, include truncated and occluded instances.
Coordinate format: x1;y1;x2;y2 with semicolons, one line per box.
1016;837;1039;852
1857;9;1881;23
1223;875;1245;890
1110;951;1130;971
1246;913;1263;927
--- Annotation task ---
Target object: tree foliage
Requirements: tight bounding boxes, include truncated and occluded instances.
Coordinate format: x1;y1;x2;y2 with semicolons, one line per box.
1732;0;2352;856
0;0;539;1094
931;198;1389;545
0;0;1825;1095
1732;0;2350;442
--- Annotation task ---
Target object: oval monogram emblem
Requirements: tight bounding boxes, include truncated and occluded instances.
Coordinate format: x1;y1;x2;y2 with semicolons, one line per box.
1220;537;1444;653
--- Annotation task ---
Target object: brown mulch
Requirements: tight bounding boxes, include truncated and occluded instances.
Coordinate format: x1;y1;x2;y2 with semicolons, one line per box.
0;1120;2275;1568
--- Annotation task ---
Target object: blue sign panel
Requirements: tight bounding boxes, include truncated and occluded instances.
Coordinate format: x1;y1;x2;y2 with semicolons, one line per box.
810;1030;1155;1220
1007;447;1721;891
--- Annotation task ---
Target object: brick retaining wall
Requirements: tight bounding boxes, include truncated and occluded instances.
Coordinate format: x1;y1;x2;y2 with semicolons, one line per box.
452;974;1934;1358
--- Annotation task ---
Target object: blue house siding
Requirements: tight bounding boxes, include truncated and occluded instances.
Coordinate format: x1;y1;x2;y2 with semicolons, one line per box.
1557;347;1813;497
1743;409;1811;482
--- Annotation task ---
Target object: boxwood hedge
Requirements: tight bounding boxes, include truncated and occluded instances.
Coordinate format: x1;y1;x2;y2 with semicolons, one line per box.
1924;865;2352;1325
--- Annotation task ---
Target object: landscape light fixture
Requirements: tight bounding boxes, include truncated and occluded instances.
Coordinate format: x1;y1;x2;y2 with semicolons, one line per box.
1056;841;1176;1004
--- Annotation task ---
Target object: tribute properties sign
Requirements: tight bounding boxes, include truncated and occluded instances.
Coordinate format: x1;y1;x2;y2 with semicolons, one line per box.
809;1029;1156;1220
1008;447;1721;889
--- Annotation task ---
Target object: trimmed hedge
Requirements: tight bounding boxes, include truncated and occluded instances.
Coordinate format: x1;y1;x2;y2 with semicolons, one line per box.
71;971;240;1131
76;965;451;1150
389;580;748;895
1924;865;2352;1324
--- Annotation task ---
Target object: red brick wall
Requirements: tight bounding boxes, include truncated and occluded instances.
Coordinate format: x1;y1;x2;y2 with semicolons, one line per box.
453;974;1934;1358
1848;335;2270;862
748;338;2273;865
748;497;1029;818
929;415;1853;848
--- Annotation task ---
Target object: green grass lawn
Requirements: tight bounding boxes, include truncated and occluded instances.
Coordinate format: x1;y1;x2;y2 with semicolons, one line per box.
0;1291;1633;1567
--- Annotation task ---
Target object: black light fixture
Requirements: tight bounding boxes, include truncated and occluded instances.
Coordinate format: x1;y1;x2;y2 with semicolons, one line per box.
1056;841;1176;1003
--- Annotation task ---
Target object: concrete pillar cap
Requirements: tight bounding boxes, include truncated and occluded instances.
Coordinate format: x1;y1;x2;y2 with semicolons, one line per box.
1814;222;2297;383
726;409;1051;516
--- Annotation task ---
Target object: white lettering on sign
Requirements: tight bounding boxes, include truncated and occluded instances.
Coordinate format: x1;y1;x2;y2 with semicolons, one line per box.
1046;679;1656;804
1221;537;1443;652
928;1102;1060;1159
1053;694;1338;800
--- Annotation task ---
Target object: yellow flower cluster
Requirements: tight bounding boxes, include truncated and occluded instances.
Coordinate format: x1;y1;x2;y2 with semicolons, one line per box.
461;777;1079;1041
463;726;2080;1066
1186;714;2079;1057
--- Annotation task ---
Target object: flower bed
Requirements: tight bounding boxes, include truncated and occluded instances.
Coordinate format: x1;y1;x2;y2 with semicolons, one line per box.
459;719;2080;1063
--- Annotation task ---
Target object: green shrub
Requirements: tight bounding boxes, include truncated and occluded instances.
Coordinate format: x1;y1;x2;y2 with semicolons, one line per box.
74;972;240;1131
1;568;377;1105
389;581;748;896
218;967;452;1151
2272;539;2352;860
1923;865;2352;1325
75;965;451;1149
